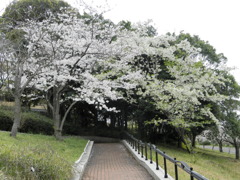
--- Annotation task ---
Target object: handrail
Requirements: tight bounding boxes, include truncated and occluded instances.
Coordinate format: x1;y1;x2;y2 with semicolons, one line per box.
124;132;208;180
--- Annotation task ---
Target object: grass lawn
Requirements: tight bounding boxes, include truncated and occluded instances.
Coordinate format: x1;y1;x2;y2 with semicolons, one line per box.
0;131;88;180
148;144;240;180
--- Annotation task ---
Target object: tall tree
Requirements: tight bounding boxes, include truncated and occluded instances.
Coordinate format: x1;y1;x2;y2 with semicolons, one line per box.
131;36;227;152
0;0;72;137
203;124;225;152
219;74;240;159
169;32;229;148
26;10;150;140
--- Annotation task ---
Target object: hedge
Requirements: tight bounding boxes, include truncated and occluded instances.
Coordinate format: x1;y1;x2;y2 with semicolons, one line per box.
0;106;53;135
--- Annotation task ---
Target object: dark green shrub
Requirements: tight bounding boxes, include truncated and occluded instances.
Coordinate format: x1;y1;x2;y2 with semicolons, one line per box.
0;108;13;131
63;122;81;135
20;112;53;135
0;106;53;135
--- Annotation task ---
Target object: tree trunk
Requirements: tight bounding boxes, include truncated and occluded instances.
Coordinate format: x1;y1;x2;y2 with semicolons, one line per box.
177;137;181;148
55;129;63;140
218;141;223;152
59;101;77;134
117;116;120;128
52;87;62;140
53;111;62;140
10;94;21;137
124;115;128;130
234;141;239;160
110;114;116;128
175;128;193;153
191;134;196;148
10;67;22;137
182;137;192;153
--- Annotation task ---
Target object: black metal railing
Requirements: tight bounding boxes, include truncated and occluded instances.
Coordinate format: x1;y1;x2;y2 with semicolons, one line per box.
124;132;208;180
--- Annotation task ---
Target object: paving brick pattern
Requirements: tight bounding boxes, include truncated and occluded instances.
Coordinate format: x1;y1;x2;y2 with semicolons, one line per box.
82;143;153;180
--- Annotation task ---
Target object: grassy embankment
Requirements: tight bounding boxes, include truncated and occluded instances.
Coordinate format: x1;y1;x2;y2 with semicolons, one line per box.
0;131;88;180
145;144;240;180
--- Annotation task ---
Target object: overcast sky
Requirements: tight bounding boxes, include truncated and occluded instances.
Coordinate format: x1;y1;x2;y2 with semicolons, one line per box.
1;0;240;83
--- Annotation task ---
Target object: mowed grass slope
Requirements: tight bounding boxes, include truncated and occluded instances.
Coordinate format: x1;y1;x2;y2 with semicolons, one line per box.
152;144;240;180
0;131;88;180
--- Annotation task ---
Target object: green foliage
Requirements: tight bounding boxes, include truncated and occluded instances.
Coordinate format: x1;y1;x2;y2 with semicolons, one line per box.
224;111;240;140
2;0;71;23
217;74;240;143
0;107;13;131
5;29;26;44
220;73;240;97
1;0;72;52
119;20;133;31
20;112;53;135
118;20;157;37
146;25;158;37
174;33;227;64
194;61;204;68
0;131;87;180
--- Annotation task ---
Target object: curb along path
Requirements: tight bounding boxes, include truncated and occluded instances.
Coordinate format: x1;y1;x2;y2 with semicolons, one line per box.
82;143;154;180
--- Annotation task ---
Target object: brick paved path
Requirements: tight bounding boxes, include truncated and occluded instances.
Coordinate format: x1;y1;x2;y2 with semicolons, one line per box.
82;143;153;180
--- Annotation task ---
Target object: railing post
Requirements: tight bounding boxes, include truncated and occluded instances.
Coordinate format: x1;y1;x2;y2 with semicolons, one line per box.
190;167;194;180
150;144;153;164
138;140;140;154
124;132;207;180
174;158;178;180
131;137;133;148
145;143;148;160
135;140;137;151
163;152;168;178
141;141;144;158
155;147;159;170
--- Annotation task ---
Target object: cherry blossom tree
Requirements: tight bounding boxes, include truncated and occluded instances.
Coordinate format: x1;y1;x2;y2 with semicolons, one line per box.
202;123;225;152
0;20;52;137
131;37;228;152
24;10;150;139
0;33;11;91
0;0;74;137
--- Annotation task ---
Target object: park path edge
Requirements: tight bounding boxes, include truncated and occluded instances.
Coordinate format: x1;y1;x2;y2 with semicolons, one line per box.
71;140;94;180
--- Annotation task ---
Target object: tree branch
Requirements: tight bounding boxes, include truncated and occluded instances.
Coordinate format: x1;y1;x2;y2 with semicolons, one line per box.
60;101;77;130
